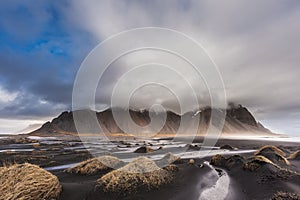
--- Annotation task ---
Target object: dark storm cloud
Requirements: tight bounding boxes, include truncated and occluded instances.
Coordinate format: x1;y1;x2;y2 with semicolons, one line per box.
65;0;300;127
0;1;95;119
0;0;300;134
0;92;66;119
0;45;75;115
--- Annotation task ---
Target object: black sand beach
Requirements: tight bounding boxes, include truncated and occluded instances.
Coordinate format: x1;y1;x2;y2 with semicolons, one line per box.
0;135;300;200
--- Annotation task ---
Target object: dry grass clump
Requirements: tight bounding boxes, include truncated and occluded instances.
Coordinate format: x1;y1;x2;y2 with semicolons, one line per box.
134;146;154;153
157;153;181;167
210;154;226;167
96;157;173;195
288;150;300;160
225;155;245;168
255;145;286;157
255;145;289;166
276;155;290;166
271;191;300;200
243;155;275;171
186;144;200;150
0;163;61;200
65;156;123;175
220;144;235;150
15;137;39;144
163;164;179;172
117;157;162;173
163;152;181;164
210;154;245;170
244;156;298;182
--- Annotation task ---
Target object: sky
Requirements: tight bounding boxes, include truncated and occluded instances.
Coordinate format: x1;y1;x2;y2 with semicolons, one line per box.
0;0;300;135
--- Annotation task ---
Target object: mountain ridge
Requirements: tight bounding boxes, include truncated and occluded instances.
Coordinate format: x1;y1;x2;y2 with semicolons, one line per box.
30;104;272;136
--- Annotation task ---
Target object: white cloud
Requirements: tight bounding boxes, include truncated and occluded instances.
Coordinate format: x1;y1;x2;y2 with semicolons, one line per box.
0;87;18;104
0;118;46;134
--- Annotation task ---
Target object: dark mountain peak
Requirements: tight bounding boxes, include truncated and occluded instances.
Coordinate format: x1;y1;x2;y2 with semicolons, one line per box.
30;105;272;135
226;105;257;127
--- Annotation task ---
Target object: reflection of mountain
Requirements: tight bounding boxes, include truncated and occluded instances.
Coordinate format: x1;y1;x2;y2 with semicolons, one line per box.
31;105;272;136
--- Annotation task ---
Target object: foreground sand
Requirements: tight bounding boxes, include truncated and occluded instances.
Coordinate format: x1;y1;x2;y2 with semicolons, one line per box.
0;135;299;200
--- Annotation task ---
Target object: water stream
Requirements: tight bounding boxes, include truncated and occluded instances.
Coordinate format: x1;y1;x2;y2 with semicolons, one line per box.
198;162;230;200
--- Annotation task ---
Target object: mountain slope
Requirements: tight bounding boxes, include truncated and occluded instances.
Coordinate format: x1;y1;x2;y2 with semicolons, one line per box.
30;105;272;136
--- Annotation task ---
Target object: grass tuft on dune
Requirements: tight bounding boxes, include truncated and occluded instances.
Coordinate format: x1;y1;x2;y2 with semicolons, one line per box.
210;154;245;169
288;150;300;160
243;155;275;171
255;145;290;166
161;152;181;164
156;152;181;167
220;144;235;150
163;164;179;172
0;163;61;200
65;156;123;175
243;155;297;182
255;145;286;157
96;157;174;195
210;154;226;167
225;155;245;167
271;191;300;200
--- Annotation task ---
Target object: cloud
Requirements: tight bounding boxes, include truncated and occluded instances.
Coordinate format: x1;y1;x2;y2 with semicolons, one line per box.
66;0;300;119
0;86;18;103
0;0;300;134
0;1;95;122
0;91;67;119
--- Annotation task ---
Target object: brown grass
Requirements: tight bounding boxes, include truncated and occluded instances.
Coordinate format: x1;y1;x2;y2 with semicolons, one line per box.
271;191;300;200
96;157;173;195
288;150;300;160
255;145;286;157
159;153;181;165
220;144;235;150
244;156;298;182
14;137;38;144
243;155;275;171
210;155;245;169
277;155;290;165
210;154;226;167
0;163;61;200
163;164;179;172
164;152;180;164
134;146;154;153
225;155;245;168
65;155;123;175
255;145;290;166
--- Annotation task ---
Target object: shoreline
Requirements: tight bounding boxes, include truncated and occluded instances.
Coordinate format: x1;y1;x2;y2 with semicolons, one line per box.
0;134;299;199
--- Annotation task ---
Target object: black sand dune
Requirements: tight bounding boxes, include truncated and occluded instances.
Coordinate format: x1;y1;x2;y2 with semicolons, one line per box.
0;135;300;200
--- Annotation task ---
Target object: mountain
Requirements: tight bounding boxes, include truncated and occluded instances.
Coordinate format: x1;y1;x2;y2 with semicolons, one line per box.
16;123;44;134
30;104;272;136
